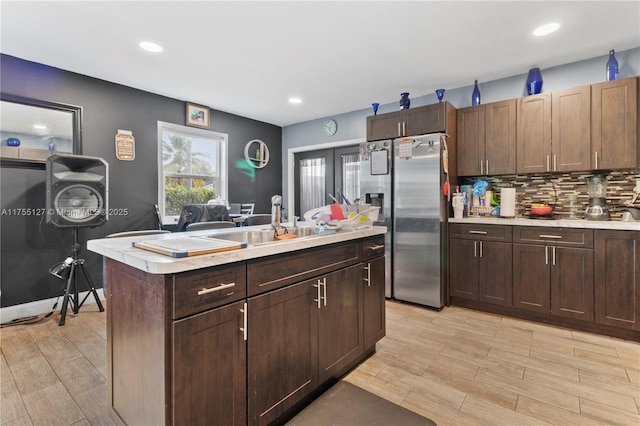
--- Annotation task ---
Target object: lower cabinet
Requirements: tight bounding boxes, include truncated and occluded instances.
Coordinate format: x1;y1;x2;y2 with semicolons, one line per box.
247;263;366;425
595;230;640;330
449;224;512;306
363;256;386;348
512;227;594;321
173;301;247;426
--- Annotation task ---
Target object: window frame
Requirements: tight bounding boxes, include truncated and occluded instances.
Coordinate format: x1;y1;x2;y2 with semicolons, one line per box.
157;121;228;225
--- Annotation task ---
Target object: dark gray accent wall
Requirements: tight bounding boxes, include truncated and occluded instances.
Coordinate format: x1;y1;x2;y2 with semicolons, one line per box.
0;54;282;308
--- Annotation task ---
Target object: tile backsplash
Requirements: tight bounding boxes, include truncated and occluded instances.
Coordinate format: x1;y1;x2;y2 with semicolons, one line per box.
459;170;640;219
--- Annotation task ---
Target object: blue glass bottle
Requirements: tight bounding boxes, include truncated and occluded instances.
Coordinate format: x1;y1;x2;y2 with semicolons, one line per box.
606;49;619;81
399;92;410;109
471;80;481;106
526;67;543;95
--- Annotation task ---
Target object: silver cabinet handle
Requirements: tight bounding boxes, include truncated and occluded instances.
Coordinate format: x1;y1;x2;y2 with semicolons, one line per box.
552;246;556;266
546;155;550;172
474;241;477;258
398;122;401;137
314;279;322;309
402;122;406;136
364;263;371;287
480;160;484;175
486;160;489;175
553;154;557;171
321;277;327;306
545;246;549;265
479;241;483;258
469;230;488;235
240;303;247;341
368;244;385;250
198;282;235;296
539;235;562;239
594;151;599;169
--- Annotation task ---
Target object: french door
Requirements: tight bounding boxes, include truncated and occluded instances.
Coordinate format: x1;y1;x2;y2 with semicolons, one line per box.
294;146;360;218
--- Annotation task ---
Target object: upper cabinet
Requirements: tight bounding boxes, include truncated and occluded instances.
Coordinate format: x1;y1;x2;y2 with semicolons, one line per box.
366;102;453;141
457;99;516;176
552;85;592;172
517;93;552;174
591;77;639;170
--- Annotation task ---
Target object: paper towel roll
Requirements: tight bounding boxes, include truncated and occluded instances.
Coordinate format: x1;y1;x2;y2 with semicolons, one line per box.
500;188;516;217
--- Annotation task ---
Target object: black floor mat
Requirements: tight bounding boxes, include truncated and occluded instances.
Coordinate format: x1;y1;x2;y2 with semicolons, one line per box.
285;381;437;426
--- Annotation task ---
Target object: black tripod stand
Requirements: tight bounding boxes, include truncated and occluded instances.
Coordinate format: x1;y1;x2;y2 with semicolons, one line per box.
58;228;104;326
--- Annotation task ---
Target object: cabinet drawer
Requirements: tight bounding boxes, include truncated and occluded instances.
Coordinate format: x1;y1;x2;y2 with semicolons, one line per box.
449;223;512;242
363;235;385;261
247;240;362;296
513;226;593;248
173;262;247;319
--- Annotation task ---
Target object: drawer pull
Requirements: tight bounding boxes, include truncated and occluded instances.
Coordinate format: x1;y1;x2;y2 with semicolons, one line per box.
469;230;488;235
368;244;384;250
197;282;235;296
539;235;562;239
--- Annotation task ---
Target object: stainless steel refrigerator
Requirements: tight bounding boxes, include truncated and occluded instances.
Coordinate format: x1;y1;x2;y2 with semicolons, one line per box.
360;133;445;309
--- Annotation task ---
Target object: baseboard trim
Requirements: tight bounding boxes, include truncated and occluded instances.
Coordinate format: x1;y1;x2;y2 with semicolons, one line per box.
0;289;105;324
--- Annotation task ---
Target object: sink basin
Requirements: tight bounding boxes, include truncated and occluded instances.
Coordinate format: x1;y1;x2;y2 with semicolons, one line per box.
207;226;338;246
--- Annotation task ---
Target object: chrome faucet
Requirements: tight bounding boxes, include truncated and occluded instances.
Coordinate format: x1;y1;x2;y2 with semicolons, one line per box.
271;195;285;233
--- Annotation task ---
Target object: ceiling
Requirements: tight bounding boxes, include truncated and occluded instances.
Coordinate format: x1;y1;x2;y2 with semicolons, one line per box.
1;1;639;127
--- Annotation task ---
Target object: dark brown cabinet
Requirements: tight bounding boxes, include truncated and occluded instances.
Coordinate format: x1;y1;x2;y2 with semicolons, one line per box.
363;235;385;349
551;85;592;172
173;301;247;426
512;227;594;321
449;224;512;306
595;230;640;331
517;93;552;174
457;100;516;176
366;102;453;141
591;77;639;170
247;281;318;425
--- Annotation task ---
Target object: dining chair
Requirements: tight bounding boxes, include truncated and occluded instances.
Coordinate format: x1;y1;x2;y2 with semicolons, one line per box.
240;203;255;215
244;214;272;226
186;221;237;231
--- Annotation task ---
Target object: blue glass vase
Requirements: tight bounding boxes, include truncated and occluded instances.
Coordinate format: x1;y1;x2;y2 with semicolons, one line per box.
372;103;379;115
435;89;445;102
606;49;619;81
471;80;481;106
526;67;543;95
399;92;410;109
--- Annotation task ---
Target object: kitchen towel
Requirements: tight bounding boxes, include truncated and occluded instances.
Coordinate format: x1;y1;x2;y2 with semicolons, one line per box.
500;188;516;217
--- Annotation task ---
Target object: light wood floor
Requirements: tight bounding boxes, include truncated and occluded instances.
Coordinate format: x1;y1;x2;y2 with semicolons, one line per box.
1;301;639;425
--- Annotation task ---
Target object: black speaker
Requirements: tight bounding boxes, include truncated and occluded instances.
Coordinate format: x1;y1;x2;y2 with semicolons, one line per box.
46;154;109;228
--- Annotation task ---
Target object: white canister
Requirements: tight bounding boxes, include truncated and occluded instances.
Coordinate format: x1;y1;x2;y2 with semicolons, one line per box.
500;188;516;217
452;193;465;218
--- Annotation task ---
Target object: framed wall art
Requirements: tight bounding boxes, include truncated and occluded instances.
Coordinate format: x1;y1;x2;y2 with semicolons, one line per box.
185;102;210;128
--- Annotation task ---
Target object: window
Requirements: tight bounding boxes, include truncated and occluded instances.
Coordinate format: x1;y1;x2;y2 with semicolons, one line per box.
157;121;227;225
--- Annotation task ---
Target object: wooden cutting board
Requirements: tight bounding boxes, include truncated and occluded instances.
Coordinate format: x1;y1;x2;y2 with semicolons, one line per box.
133;236;247;258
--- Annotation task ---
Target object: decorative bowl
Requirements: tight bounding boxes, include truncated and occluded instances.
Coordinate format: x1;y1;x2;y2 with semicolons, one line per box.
531;204;553;216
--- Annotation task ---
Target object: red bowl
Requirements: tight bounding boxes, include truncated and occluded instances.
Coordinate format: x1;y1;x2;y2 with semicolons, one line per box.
531;206;553;216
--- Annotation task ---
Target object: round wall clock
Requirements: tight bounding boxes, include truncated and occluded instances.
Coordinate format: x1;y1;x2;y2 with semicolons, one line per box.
323;119;337;137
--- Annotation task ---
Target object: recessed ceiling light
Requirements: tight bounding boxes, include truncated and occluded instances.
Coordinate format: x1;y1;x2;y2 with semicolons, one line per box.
288;97;302;104
139;41;163;53
533;22;560;36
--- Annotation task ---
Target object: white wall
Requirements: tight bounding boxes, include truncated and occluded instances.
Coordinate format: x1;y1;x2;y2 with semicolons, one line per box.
282;48;640;213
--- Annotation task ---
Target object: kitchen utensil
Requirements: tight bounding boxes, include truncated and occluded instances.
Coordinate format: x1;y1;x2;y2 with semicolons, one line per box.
585;174;610;221
500;188;516;217
452;193;465;218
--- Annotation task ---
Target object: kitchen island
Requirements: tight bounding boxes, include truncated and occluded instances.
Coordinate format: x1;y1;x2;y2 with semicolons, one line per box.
88;225;386;426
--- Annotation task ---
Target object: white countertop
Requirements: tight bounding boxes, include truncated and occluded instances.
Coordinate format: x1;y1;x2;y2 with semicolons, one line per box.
88;224;386;275
449;216;640;230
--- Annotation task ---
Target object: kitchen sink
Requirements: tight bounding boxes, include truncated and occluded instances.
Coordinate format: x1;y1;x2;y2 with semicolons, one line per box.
207;226;339;246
